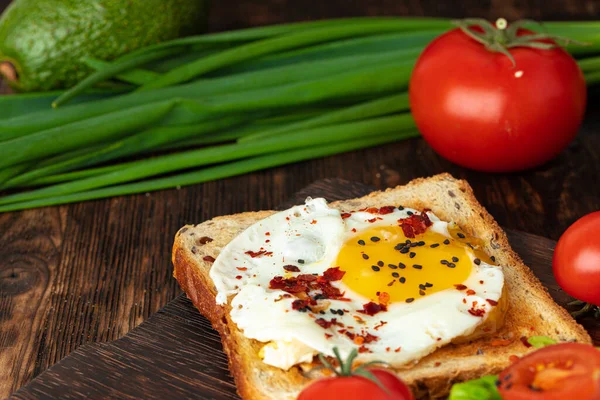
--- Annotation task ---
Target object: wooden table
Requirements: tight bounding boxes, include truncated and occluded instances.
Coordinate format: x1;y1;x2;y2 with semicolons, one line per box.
1;0;600;397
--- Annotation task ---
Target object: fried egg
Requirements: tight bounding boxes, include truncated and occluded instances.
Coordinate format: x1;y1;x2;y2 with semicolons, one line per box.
210;198;505;370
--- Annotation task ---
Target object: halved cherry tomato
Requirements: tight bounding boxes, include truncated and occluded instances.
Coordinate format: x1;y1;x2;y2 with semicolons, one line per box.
298;368;413;400
553;211;600;306
497;343;600;400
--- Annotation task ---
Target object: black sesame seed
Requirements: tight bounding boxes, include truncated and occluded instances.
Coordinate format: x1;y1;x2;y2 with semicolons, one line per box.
362;254;369;260
399;262;406;269
425;282;433;287
495;380;501;387
419;290;426;296
314;294;326;300
330;309;337;314
371;265;380;272
405;239;411;244
452;256;459;262
298;259;305;264
394;243;405;250
413;264;423;270
409;252;416;258
392;272;400;278
474;258;481;265
419;284;426;290
410;242;419;248
370;236;381;242
503;374;512;381
388;264;398;269
430;243;440;249
377;260;384;267
397;205;405;210
358;239;366;246
457;232;466;239
400;247;409;254
406;298;415;303
491;256;496;262
319;311;325;315
407;211;414;216
447;263;456;268
338;310;345;316
444;239;450;245
399;277;406;283
418;241;425;246
440;259;448;265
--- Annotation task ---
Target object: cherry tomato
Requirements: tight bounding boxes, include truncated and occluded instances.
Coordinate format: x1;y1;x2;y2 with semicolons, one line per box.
409;24;586;172
497;343;600;400
553;211;600;306
298;368;413;400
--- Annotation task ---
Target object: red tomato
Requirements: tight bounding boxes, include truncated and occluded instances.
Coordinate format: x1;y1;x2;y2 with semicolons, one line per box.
553;211;600;306
497;343;600;399
298;368;413;400
409;25;586;172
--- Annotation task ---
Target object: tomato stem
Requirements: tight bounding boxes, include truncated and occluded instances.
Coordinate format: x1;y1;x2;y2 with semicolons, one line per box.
451;18;589;67
568;300;600;319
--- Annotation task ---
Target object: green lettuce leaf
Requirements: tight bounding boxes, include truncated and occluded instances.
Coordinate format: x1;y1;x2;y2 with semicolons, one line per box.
448;375;501;400
527;336;557;348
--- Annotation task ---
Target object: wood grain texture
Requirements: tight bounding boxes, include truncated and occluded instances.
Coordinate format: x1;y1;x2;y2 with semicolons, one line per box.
1;0;600;397
8;179;599;400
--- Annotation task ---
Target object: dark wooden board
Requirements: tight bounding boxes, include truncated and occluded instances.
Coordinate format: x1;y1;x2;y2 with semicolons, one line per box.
9;179;599;400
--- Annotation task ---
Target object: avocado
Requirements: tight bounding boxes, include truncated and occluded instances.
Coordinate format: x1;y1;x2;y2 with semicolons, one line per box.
0;0;209;92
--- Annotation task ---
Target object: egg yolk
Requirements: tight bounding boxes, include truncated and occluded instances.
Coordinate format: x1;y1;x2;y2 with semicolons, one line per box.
336;225;489;304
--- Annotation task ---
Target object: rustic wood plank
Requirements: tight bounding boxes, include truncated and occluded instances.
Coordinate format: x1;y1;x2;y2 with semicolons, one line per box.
9;179;598;400
1;0;600;396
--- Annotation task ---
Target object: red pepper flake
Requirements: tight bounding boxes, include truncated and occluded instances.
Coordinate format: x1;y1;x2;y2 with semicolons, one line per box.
454;284;468;290
378;206;396;215
236;267;248;271
434;362;441;367
386;347;391;352
366;207;378;213
203;255;215;263
265;240;270;243
491;339;513;347
466;289;476;296
468;308;486;317
245;249;273;258
351;228;357;233
286;217;290;221
358;346;370;353
283;265;300;272
292;299;311;310
520;336;532;348
399;212;432;238
357;302;387;316
486;299;498;306
325;333;333;339
462;298;467;304
341;212;352;219
321;267;345;281
265;232;270;236
235;275;242;280
374;321;388;331
270;276;310;294
311;220;317;224
378;292;390;306
315;318;337;329
394;347;401;353
367;218;377;223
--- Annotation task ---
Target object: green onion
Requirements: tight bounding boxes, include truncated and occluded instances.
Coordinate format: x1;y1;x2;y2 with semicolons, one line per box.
82;57;161;85
0;101;175;169
0;132;417;212
53;47;181;107
0;114;415;206
139;21;447;90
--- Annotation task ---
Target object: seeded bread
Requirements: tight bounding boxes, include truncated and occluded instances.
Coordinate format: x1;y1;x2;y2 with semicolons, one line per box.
172;173;590;399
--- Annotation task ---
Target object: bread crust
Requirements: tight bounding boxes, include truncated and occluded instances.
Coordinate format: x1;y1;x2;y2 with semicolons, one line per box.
172;174;590;399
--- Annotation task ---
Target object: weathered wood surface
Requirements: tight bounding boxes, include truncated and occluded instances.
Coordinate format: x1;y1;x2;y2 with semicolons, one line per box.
8;179;598;400
1;0;600;397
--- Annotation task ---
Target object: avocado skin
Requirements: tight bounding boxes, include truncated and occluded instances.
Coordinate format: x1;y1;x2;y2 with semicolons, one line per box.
0;0;209;92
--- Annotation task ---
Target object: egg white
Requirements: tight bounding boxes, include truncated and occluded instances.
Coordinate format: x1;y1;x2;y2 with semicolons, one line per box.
210;198;504;369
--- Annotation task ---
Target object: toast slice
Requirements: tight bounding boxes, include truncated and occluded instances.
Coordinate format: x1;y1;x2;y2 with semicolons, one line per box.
172;173;590;399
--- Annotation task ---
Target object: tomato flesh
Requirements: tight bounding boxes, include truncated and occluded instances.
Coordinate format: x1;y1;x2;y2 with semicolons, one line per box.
409;27;586;172
553;211;600;306
298;368;413;400
498;343;600;400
